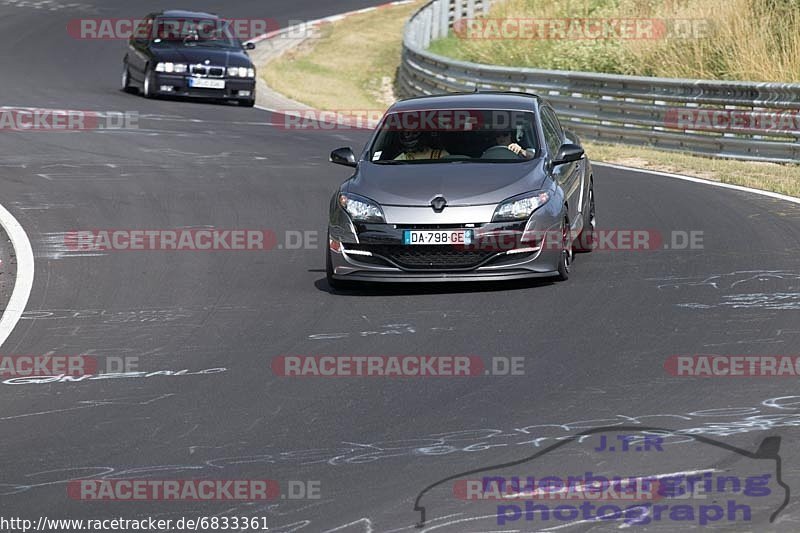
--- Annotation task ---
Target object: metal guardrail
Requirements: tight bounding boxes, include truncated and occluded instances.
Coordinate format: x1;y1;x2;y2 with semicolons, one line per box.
397;0;800;163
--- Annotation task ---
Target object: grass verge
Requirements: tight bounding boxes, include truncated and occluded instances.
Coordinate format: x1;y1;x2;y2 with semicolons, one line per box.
258;1;799;199
429;0;800;82
261;1;424;110
585;142;800;197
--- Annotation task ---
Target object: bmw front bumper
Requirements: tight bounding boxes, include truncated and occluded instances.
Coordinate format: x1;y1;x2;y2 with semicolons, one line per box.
151;73;256;100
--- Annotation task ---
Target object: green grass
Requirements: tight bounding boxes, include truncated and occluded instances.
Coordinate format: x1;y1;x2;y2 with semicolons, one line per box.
262;1;424;110
429;0;800;82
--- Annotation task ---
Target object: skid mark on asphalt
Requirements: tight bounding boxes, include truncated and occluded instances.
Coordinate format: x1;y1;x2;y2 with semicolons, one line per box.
0;0;91;10
309;323;417;340
307;311;481;340
20;305;255;323
651;270;800;310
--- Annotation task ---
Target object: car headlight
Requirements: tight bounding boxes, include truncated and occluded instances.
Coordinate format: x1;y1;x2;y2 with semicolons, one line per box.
338;193;385;223
227;67;254;78
155;62;187;74
492;191;551;222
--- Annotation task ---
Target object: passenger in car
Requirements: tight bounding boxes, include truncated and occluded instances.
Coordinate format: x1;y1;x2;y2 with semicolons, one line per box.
394;131;450;161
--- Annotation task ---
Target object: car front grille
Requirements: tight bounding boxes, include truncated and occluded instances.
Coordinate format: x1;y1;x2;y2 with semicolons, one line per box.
190;65;225;78
348;244;497;270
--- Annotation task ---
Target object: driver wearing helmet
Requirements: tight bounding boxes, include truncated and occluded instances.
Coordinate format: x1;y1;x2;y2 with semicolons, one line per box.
394;130;449;161
494;129;533;159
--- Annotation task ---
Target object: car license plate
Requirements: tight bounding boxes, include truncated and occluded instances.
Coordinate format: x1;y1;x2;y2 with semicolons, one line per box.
188;78;225;89
403;230;473;245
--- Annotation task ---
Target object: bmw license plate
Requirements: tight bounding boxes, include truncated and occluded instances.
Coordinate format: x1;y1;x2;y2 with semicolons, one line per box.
188;78;225;89
403;230;473;245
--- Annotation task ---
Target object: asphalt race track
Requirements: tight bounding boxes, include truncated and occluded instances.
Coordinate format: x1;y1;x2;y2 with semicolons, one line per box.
1;1;800;531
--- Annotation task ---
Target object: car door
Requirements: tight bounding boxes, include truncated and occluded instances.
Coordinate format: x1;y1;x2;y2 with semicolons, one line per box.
541;106;581;226
128;16;154;83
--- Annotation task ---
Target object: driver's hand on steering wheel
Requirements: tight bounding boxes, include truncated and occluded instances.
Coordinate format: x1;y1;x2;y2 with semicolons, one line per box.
507;143;531;159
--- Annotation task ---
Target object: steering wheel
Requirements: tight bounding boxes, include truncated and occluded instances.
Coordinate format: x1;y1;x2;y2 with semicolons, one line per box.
481;145;524;160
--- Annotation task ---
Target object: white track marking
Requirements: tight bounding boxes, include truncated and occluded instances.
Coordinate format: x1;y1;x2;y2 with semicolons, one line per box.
0;202;33;348
594;162;800;205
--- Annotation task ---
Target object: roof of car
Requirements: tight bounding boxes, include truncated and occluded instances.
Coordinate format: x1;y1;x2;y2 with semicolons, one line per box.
390;92;542;112
157;10;219;19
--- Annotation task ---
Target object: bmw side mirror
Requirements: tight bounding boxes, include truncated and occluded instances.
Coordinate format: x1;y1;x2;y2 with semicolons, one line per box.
553;143;584;165
244;42;256;50
330;147;357;168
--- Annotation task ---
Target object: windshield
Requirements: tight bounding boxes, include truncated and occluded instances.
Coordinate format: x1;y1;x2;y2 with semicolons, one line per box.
152;18;239;48
368;109;538;164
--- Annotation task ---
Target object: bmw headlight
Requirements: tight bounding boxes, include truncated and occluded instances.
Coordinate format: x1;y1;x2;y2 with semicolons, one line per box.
338;193;385;223
227;66;255;78
492;191;550;222
155;62;187;74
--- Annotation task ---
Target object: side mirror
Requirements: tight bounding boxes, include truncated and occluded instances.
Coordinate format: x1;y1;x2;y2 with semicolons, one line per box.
244;42;256;50
553;143;584;165
330;147;357;168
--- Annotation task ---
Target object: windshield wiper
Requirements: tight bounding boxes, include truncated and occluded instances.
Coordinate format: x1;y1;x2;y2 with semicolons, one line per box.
372;160;406;165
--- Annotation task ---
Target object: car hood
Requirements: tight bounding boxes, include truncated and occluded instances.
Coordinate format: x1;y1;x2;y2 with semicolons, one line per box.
348;160;548;206
151;46;252;67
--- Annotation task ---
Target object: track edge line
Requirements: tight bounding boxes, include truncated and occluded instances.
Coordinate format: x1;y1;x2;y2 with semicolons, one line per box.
0;202;34;349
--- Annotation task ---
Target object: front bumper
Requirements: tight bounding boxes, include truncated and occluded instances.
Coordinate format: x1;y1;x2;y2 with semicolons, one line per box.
328;219;564;283
152;73;255;100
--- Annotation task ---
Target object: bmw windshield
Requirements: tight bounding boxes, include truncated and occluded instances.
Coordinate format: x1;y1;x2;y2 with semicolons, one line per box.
152;18;240;49
369;109;539;164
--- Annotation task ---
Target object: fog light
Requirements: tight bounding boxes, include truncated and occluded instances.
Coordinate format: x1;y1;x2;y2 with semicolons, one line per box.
507;246;540;255
343;247;372;257
238;90;251;97
159;85;174;92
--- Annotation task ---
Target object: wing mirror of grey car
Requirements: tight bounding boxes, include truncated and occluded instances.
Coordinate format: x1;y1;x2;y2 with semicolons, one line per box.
243;42;256;50
330;147;357;168
553;143;584;165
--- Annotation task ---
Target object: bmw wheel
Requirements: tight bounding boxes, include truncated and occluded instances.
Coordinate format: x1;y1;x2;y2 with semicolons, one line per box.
142;65;155;98
121;62;135;94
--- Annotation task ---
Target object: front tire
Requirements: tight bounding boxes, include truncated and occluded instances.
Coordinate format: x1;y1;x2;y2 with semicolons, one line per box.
142;65;155;99
556;216;572;281
239;98;256;108
121;62;135;94
574;182;596;253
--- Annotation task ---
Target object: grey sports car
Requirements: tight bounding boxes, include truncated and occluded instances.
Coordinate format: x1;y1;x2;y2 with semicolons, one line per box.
326;92;595;288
